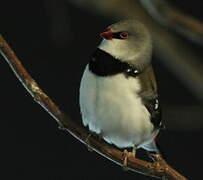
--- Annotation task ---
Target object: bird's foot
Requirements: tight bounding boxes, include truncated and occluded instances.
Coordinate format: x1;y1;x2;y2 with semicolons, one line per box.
148;153;162;162
85;133;93;152
122;149;136;171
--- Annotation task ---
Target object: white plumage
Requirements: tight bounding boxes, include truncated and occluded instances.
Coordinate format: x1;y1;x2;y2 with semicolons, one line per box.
79;20;161;153
80;64;158;149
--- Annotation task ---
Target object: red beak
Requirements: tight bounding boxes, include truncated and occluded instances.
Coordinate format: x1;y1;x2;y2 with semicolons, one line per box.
100;28;113;40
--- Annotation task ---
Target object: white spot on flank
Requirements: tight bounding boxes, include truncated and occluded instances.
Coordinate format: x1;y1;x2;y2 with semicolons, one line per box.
155;99;159;110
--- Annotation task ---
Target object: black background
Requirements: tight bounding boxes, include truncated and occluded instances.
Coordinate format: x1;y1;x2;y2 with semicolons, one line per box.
1;1;203;179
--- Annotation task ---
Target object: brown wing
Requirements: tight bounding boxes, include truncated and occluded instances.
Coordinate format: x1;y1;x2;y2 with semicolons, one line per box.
138;66;164;129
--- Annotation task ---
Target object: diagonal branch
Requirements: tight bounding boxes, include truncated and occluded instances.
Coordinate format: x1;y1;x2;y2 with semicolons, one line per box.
0;35;189;180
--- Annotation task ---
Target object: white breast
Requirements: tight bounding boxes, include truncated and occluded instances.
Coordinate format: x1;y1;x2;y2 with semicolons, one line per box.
79;65;155;148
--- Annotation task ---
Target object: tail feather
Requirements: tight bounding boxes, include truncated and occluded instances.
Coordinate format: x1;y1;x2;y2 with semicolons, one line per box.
141;140;160;154
141;139;167;160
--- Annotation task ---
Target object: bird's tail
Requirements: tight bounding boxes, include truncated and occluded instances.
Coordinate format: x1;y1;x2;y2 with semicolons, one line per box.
141;140;161;154
141;139;166;160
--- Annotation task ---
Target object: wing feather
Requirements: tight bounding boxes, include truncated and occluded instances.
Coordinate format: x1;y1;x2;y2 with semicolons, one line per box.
138;66;164;129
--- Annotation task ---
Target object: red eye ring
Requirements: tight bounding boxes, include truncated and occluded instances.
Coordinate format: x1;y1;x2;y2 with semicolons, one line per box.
120;32;128;39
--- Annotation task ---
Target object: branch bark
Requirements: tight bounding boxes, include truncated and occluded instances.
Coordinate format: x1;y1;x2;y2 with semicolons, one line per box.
0;35;189;180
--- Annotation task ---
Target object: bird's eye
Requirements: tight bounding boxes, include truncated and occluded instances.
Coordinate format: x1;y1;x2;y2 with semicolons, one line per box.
119;32;128;39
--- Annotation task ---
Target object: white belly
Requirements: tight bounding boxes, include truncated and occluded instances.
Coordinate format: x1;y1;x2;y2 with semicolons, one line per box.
79;65;155;148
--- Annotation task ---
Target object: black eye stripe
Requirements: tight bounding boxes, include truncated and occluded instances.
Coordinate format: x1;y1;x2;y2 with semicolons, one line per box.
112;32;122;39
112;32;128;39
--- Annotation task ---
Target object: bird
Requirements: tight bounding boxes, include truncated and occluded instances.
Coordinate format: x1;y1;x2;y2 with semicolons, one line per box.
79;19;164;165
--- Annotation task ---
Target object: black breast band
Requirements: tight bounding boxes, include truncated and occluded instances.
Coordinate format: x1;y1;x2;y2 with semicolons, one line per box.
89;48;139;77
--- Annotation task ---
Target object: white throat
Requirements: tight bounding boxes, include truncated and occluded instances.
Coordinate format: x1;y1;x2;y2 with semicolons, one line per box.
98;39;152;70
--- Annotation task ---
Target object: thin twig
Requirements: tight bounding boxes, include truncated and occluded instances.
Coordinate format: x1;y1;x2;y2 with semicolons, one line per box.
0;35;189;180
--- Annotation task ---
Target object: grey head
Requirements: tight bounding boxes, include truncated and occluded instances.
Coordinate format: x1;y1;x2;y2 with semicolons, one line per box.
98;19;152;70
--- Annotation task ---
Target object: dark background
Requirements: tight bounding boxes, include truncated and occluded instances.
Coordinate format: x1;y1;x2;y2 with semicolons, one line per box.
1;1;203;179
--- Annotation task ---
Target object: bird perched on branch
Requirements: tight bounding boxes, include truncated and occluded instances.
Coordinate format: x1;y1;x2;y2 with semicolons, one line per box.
79;19;164;166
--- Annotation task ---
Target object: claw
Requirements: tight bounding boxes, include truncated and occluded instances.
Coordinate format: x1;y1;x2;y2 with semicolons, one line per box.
122;149;136;171
85;134;93;152
148;153;162;161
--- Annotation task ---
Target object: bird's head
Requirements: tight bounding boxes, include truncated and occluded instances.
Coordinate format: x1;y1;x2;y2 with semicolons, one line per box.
98;19;152;69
